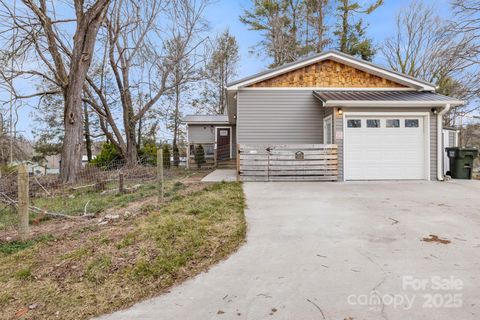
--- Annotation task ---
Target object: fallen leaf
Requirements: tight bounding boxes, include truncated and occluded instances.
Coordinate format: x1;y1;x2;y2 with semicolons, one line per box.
15;307;28;318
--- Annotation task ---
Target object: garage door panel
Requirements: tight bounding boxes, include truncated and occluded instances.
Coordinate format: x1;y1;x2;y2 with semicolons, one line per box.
345;116;427;180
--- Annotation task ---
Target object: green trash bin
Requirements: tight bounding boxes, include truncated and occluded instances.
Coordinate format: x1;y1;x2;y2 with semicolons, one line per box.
445;147;479;179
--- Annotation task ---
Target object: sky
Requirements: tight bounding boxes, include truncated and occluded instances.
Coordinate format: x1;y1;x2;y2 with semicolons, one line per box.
205;0;452;78
7;0;453;140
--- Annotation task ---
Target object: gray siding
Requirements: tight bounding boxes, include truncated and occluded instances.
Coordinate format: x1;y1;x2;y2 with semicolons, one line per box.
237;90;323;144
188;124;237;159
188;124;215;144
333;107;438;181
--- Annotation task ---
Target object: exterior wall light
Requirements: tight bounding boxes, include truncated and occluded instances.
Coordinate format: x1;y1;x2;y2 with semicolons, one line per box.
431;108;438;115
338;108;343;115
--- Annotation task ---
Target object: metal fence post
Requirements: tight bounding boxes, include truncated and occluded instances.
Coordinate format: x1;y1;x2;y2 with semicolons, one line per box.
157;149;164;205
17;165;29;241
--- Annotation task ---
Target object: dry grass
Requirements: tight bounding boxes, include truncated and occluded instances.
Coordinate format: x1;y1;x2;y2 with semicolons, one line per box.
0;181;246;320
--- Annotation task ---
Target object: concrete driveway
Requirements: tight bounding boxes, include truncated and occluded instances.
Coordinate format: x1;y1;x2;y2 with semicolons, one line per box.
98;181;480;320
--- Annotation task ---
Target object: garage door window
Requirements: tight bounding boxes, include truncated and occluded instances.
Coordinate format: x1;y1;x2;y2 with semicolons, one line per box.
347;119;361;128
386;119;400;128
405;119;419;128
367;119;381;128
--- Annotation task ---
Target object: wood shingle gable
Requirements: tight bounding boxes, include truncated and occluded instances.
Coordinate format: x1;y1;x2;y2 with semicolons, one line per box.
248;59;407;88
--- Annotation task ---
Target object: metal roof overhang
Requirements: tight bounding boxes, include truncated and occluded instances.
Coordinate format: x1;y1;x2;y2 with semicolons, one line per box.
313;90;464;107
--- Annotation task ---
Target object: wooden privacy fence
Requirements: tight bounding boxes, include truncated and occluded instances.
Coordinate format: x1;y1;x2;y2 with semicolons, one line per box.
239;144;338;181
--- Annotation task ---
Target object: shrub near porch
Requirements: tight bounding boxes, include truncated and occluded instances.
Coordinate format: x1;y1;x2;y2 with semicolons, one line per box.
0;182;246;320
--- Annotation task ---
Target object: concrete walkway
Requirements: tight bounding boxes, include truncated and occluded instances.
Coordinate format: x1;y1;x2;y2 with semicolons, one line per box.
97;180;480;320
201;169;237;182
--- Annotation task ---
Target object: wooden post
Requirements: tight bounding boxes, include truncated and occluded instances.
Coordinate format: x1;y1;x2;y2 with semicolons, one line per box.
214;147;217;168
17;165;29;241
236;144;240;181
118;172;125;194
157;149;164;205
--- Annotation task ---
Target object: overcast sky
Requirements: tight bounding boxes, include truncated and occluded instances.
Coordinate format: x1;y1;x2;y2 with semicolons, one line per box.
8;0;452;140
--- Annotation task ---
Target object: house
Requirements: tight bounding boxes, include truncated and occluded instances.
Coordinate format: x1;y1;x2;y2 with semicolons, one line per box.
185;50;463;181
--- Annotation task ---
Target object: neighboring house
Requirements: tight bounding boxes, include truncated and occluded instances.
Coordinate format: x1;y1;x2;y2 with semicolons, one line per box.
185;50;463;181
184;115;235;168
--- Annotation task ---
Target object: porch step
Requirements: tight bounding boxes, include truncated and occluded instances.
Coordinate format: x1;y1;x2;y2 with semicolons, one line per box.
217;159;236;169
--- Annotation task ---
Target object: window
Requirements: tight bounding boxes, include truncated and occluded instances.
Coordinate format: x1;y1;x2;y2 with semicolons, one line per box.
386;119;400;128
204;144;214;156
219;129;229;136
405;119;419;128
367;119;381;128
323;116;332;144
347;119;361;128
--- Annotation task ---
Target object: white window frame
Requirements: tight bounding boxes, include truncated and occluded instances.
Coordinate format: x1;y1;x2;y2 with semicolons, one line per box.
323;115;333;144
342;112;431;181
214;126;233;159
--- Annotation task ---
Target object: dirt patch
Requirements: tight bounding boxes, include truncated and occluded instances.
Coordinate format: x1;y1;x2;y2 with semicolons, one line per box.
422;234;451;244
0;181;246;320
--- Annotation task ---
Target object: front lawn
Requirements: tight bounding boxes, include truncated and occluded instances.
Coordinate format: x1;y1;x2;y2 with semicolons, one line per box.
0;182;246;320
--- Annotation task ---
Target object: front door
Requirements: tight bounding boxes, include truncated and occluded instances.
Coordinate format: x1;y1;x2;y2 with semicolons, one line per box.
216;128;231;161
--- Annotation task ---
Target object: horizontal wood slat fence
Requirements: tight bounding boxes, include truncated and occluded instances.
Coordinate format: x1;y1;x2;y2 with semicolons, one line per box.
239;144;338;181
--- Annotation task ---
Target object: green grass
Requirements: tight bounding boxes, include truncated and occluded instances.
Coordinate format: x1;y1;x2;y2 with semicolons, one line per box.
0;181;246;320
0;171;194;230
0;234;55;255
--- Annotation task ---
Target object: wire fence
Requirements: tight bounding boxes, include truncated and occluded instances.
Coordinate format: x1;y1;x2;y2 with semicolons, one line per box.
1;158;161;200
0;155;186;234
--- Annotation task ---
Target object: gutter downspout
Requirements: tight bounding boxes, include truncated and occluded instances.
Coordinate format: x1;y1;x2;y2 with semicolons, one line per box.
437;103;451;181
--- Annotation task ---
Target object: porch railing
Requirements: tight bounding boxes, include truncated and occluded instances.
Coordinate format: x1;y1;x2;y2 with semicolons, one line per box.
238;144;338;182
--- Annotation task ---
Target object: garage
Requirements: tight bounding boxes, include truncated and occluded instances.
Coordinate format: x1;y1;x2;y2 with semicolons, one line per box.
344;113;429;180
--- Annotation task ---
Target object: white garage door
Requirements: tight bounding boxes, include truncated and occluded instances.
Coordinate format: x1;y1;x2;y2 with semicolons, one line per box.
344;115;428;180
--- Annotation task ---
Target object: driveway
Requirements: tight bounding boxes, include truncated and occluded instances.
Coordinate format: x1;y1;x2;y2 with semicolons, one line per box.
98;181;480;320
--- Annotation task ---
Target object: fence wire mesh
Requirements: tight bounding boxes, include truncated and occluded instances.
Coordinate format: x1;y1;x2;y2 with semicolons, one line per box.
0;156;183;233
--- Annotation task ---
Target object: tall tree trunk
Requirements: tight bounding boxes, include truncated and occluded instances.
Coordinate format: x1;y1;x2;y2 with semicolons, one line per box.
124;115;138;166
83;102;93;162
339;0;349;53
58;0;110;183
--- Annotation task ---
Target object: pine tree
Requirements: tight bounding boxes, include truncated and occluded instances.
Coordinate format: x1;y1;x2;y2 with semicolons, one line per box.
240;0;302;67
194;144;206;169
162;144;171;168
334;0;383;61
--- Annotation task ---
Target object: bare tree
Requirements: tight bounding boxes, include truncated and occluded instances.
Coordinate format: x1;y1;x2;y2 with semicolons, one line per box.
382;1;477;83
381;0;480;127
452;0;480;57
0;0;111;183
194;29;239;115
240;0;303;67
83;0;208;165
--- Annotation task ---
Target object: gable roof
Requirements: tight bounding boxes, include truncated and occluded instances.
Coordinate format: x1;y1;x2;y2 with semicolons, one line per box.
227;50;436;91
